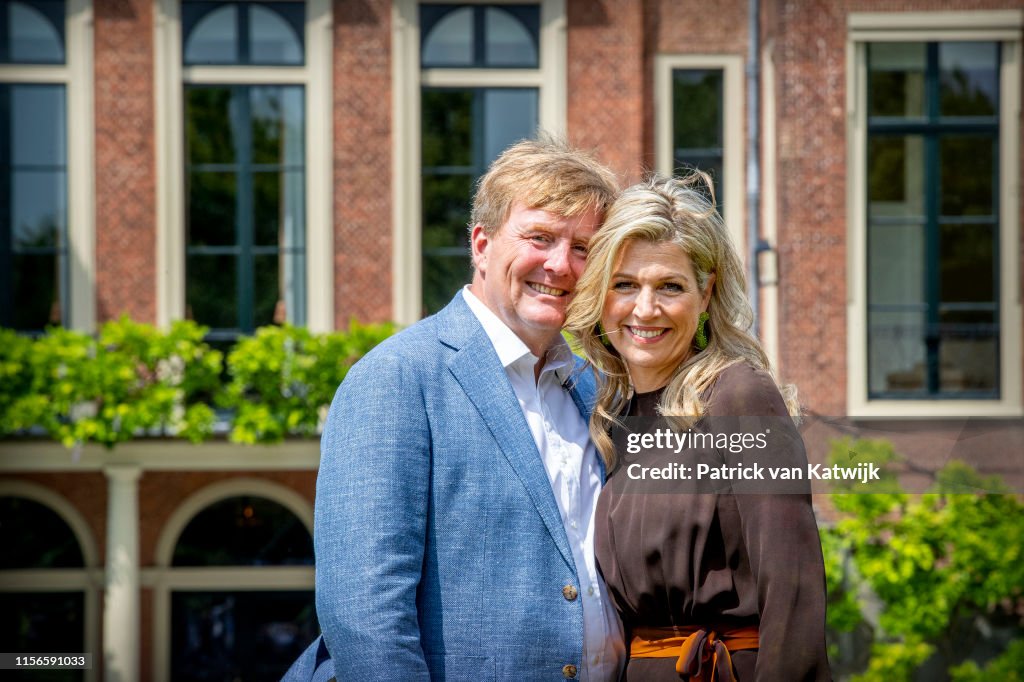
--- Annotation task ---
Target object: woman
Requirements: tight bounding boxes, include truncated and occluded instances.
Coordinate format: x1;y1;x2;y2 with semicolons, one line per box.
566;173;830;681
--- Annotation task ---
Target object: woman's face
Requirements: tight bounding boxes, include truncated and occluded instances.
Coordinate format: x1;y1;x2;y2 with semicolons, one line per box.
600;239;714;393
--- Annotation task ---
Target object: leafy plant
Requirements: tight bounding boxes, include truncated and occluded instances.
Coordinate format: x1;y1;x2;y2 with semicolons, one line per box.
821;437;1024;681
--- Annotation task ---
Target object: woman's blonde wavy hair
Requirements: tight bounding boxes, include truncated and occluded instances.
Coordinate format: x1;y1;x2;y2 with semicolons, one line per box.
565;172;798;469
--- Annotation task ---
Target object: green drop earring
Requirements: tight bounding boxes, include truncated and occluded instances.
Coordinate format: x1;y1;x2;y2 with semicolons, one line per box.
695;311;710;350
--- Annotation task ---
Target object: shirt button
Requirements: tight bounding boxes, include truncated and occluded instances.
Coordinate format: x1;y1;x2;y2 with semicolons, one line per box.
562;664;578;678
562;584;578;601
587;586;594;596
570;520;578;529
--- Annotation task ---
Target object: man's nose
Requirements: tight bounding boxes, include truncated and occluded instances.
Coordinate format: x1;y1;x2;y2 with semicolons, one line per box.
544;241;572;275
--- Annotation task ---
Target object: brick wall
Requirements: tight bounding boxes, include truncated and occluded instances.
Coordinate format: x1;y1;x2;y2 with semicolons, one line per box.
93;0;157;324
333;0;394;324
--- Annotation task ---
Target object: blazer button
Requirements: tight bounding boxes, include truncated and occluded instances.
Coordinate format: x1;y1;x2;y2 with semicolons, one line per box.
562;664;578;678
562;584;578;601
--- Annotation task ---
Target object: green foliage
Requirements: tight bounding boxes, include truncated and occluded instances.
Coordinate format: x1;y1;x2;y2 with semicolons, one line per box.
218;320;394;444
0;318;395;448
821;437;1024;680
949;639;1024;682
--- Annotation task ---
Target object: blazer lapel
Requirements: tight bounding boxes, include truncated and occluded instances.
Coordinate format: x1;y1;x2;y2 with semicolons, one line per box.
438;296;577;572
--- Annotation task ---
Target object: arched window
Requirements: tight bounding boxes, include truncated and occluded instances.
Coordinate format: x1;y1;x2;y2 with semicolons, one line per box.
156;484;316;681
0;487;98;682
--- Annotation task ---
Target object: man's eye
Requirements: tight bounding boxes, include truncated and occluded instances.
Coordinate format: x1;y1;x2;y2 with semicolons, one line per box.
531;234;551;244
572;244;589;255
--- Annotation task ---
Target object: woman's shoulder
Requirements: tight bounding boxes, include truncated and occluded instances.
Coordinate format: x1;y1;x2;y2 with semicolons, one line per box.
704;361;790;417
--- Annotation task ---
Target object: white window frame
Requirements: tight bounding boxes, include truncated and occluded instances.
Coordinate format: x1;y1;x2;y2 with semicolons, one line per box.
391;0;567;325
147;478;315;682
154;0;334;333
0;0;95;331
846;10;1024;418
0;480;101;682
654;54;746;261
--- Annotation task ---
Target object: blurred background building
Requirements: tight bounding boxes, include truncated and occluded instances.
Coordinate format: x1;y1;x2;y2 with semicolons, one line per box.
1;0;1021;679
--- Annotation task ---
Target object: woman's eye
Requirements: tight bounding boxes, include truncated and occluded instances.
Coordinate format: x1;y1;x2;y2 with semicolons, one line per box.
612;281;635;291
661;283;684;293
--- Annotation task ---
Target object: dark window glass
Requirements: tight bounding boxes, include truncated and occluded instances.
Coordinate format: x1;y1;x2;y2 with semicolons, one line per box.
182;1;304;66
1;83;67;331
672;69;724;212
185;85;305;337
172;496;313;566
866;42;1000;399
0;496;83;569
0;0;65;64
171;591;317;682
421;4;539;68
0;592;84;681
420;87;537;314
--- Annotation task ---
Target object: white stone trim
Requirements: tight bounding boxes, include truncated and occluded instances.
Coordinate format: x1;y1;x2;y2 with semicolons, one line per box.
154;0;333;330
654;53;746;260
0;439;320;472
845;17;1023;418
0;481;99;682
102;465;141;682
392;0;566;325
760;40;779;374
150;478;314;682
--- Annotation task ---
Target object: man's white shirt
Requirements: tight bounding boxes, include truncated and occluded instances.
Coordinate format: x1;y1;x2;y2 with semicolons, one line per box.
463;287;625;681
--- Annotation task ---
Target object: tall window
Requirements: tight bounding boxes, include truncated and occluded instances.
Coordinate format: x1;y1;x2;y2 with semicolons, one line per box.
0;495;89;682
655;55;744;250
418;3;540;315
0;0;67;332
168;494;316;681
182;0;307;340
866;42;1000;399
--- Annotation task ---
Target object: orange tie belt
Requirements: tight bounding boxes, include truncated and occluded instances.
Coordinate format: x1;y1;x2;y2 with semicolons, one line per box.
629;624;760;682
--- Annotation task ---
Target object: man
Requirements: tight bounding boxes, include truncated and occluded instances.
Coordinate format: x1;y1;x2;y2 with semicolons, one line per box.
285;137;622;681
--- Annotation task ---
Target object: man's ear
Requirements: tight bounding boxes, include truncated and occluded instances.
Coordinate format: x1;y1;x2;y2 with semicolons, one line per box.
470;224;489;275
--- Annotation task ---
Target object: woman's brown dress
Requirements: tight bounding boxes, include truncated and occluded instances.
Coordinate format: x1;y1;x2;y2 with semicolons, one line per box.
596;362;831;681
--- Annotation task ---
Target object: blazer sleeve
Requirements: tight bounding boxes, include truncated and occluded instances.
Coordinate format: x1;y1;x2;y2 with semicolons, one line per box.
314;351;432;681
710;365;832;682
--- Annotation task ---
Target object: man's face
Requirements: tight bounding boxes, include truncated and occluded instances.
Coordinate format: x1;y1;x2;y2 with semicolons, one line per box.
470;201;601;356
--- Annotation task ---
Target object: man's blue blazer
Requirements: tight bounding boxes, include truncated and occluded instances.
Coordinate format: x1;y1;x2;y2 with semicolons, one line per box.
284;293;599;681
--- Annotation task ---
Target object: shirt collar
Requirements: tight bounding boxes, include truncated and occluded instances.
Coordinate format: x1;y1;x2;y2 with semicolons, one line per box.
462;286;575;382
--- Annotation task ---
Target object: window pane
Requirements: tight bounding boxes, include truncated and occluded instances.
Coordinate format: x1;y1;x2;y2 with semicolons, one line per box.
423;175;473;252
249;4;303;65
672;69;723;209
12;170;64;248
482;89;537;164
868;135;924;219
423;253;472;315
171;591;317;682
184;4;238;64
484;7;538;67
868;309;927;395
12;253;59;328
0;497;83;569
4;0;65;64
0;592;84;681
188;171;236;246
186;87;237;165
253;253;282;327
868;223;924;306
254;171;304;247
940;135;994;217
938;309;997;393
187;254;237;329
172;496;313;567
251;86;304;166
421;6;473;67
940;42;998;117
940;223;995;305
11;84;65;165
869;43;926;118
422;90;473;167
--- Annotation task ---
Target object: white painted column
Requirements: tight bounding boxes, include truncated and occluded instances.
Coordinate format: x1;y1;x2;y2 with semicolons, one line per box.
102;465;141;682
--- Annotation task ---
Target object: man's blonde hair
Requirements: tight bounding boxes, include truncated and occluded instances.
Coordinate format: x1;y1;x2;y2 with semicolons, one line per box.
471;135;619;235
